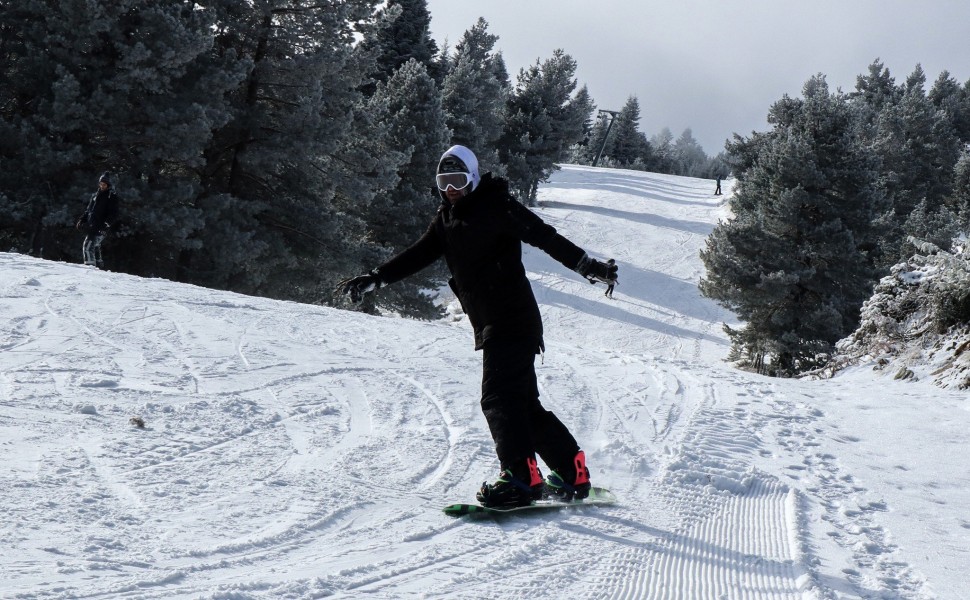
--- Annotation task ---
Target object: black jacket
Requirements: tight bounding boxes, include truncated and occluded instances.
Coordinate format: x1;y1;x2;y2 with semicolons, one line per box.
82;188;119;235
376;174;586;350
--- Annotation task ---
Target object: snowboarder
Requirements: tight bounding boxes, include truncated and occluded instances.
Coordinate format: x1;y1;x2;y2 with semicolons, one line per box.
338;145;618;508
77;172;119;269
604;259;617;298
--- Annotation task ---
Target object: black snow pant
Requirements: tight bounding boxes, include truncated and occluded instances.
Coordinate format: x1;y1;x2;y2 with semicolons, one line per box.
480;337;579;474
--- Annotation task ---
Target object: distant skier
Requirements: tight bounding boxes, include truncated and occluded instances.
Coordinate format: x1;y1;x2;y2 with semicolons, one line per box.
604;259;617;298
77;172;119;269
338;145;618;508
714;174;723;196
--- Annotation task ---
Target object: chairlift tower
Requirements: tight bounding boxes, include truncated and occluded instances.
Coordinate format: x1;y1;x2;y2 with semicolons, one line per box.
592;109;620;167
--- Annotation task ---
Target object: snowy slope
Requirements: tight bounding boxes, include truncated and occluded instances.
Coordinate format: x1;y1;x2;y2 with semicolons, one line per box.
1;165;968;600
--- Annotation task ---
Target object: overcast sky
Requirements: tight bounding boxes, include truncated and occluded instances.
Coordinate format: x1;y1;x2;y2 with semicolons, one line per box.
424;0;970;154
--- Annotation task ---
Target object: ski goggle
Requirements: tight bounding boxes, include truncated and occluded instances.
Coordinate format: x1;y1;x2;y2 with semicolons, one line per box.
435;172;473;191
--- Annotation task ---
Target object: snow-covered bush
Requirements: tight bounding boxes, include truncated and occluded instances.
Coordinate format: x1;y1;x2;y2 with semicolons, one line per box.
830;236;970;388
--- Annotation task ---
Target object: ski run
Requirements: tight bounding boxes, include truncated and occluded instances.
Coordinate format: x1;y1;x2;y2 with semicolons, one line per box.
2;165;968;599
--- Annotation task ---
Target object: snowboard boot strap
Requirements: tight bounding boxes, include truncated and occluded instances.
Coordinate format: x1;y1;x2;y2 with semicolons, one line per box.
547;450;591;501
502;457;543;493
525;456;543;487
573;450;590;486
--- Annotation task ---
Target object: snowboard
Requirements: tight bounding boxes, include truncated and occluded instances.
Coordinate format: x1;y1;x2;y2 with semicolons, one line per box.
443;486;616;518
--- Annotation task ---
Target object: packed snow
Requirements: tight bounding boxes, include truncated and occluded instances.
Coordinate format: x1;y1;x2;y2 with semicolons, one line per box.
1;165;967;599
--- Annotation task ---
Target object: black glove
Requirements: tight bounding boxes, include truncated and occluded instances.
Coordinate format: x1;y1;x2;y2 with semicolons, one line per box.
575;254;618;284
337;270;382;302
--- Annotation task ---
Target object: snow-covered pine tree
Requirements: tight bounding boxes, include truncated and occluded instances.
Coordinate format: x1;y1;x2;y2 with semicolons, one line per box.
567;85;597;157
902;200;963;254
609;96;651;167
928;70;970;146
360;0;440;91
499;50;591;204
700;151;732;180
193;0;392;302
0;0;242;270
440;18;509;176
362;58;450;318
952;151;970;223
867;65;961;266
0;1;66;255
851;59;902;113
701;75;885;376
649;128;676;174
672;128;707;177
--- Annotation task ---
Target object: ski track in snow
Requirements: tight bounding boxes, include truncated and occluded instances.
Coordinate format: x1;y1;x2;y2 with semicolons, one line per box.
1;165;960;599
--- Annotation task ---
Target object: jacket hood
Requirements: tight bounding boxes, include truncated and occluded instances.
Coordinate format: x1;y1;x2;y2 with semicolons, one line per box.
437;145;480;192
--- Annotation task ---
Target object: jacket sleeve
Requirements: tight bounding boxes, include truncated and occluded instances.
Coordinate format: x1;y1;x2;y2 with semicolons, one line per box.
502;197;587;270
107;193;120;226
373;215;444;285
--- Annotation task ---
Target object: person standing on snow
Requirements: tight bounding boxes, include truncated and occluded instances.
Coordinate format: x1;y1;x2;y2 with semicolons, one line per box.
77;172;119;269
604;259;617;298
338;145;618;508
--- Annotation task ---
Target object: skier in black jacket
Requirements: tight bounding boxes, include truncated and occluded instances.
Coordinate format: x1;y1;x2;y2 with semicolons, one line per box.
78;172;119;269
339;145;618;508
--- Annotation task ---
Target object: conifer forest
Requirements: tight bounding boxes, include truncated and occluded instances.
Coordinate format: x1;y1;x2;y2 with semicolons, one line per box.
2;1;969;376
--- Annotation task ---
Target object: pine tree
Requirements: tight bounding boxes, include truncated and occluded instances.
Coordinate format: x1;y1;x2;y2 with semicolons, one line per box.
929;70;970;145
559;86;597;164
609;96;650;166
851;58;901;112
701;76;885;376
0;0;396;301
701;151;732;180
869;65;961;265
190;0;392;301
672;128;707;176
646;128;673;173
948;150;970;230
903;200;962;253
499;50;590;204
440;18;509;175
0;0;245;269
363;58;450;318
361;0;439;89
